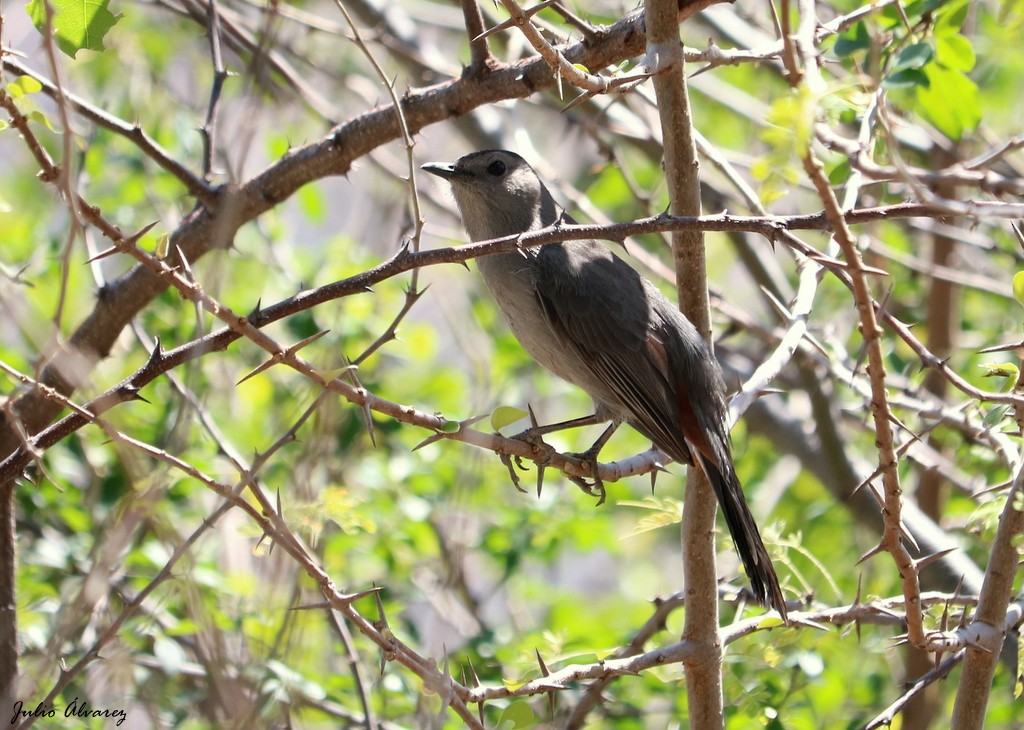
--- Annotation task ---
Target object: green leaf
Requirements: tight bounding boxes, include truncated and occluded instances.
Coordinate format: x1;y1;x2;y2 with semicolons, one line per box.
883;68;930;89
980;362;1019;380
497;701;535;729
833;22;870;57
903;0;944;20
934;0;970;36
620;497;683;535
438;419;461;434
1014;271;1024;306
827;158;851;186
6;76;43;97
491;406;529;432
154;232;170;260
936;34;975;72
914;65;980;140
501;676;527;692
891;42;933;73
25;0;122;59
27;110;55;131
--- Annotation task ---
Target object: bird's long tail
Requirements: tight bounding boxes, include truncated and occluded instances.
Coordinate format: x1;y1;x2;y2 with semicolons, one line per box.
697;453;788;621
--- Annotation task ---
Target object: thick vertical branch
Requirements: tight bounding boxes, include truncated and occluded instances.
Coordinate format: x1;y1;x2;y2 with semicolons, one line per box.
950;467;1024;728
644;0;721;726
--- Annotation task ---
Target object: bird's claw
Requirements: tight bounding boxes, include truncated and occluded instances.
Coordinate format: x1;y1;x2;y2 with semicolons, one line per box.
566;449;606;506
567;473;606;506
501;428;557;496
498;452;529;493
560;425;614;505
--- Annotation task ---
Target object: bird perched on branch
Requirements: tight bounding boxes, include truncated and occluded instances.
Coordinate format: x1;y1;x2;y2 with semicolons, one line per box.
423;150;787;619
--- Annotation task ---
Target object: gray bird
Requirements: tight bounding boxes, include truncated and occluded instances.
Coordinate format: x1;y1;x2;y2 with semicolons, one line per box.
423;150;787;618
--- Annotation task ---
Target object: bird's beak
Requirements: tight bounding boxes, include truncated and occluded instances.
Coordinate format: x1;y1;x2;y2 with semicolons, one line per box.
421;162;469;181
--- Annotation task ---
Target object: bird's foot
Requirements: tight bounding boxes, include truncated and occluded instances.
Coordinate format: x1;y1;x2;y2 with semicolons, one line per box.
504;426;557;497
566;470;606;506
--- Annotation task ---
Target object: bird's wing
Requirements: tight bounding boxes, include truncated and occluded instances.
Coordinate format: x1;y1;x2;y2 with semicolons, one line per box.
532;241;694;464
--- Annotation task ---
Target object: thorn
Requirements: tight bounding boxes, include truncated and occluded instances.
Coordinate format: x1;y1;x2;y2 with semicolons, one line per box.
536;463;546;497
375;589;397;677
255;530;271;555
364;404;377;447
1012;222;1024;254
850;471;882;499
857;543;885;565
649;457;669;493
412;432;446;451
145;337;164;368
174;244;196;281
128;220;160;244
535;648;550;676
339;585;385;602
688;63;715;79
527;403;540;428
913;547;957;572
288;329;331;355
978;338;1024;355
899;519;921;554
951;574;966;601
786;616;830;632
562;89;597;113
412;414;487;451
373;588;389;628
86;245;121;263
466;656;481;687
289;600;333;612
237;353;282;385
121;384;149;404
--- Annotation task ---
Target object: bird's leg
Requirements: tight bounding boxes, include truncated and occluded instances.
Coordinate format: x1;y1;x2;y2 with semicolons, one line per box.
570;421;619;463
511;410;607;441
565;422;619;506
508;408;605;468
498;452;530;494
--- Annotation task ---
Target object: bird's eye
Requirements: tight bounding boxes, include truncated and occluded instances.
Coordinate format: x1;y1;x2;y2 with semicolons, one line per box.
486;160;506;176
